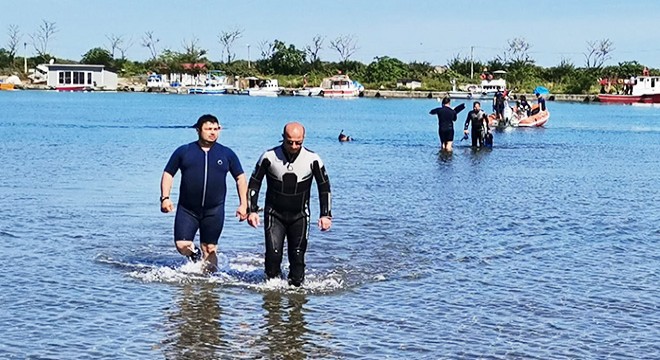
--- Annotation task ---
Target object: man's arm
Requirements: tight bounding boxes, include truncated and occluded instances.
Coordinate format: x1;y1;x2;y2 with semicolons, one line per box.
234;173;248;220
246;156;269;228
160;171;175;213
312;159;332;231
464;112;471;132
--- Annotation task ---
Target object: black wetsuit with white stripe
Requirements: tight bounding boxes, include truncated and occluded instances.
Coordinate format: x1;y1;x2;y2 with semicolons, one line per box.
247;145;332;286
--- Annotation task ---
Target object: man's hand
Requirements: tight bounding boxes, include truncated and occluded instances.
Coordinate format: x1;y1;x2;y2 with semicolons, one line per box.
463;129;469;135
236;204;248;221
318;216;332;231
160;199;174;213
247;212;261;228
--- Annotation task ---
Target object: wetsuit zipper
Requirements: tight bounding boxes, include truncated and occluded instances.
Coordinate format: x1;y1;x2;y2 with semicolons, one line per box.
201;151;208;207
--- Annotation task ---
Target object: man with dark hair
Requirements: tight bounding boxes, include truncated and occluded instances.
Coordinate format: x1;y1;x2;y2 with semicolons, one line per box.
429;97;458;152
246;122;332;287
535;92;547;112
463;102;490;148
160;114;248;272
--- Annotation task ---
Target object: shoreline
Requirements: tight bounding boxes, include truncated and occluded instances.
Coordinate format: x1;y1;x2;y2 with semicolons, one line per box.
9;83;600;102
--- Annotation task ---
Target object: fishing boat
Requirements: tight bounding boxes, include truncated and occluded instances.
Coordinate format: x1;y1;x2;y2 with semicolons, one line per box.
319;75;363;98
188;70;231;95
597;75;660;104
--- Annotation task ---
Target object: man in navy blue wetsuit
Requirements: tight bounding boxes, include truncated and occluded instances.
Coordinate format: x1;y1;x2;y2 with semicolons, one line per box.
160;114;248;272
246;122;332;287
429;97;457;152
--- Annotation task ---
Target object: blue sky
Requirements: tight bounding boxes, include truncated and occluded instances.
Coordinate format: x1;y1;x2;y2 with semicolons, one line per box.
6;0;660;68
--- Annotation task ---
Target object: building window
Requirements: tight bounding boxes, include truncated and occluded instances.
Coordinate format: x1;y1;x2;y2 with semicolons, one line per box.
64;71;72;84
59;72;64;84
87;73;92;85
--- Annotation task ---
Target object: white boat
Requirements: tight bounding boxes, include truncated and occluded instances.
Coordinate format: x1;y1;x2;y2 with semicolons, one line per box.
247;78;282;97
448;70;507;100
320;75;363;98
293;87;323;96
146;73;169;92
188;70;231;95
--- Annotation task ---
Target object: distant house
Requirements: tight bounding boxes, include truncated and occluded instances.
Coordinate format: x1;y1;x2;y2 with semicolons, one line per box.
397;79;422;90
42;63;118;90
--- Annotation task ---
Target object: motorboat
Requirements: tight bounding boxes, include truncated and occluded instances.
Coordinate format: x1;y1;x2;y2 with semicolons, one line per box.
293;87;323;96
512;105;550;127
188;71;231;95
247;79;282;97
597;75;660;104
146;73;169;92
319;75;363;98
448;70;507;100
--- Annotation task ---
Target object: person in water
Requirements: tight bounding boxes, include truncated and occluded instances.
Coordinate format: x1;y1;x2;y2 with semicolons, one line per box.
429;97;457;152
464;102;490;148
160;114;248;272
247;122;332;287
338;129;351;142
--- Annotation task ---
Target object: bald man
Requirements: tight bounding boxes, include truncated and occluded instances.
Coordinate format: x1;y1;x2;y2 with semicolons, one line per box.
247;122;332;287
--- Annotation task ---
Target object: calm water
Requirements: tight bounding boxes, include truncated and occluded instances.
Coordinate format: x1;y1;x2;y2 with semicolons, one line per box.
0;91;658;359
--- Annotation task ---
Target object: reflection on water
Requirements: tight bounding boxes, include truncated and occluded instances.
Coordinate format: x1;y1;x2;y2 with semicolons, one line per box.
162;283;226;359
260;292;309;360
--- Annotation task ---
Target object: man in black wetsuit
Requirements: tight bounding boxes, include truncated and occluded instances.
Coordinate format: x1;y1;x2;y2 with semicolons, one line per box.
464;101;490;148
429;97;457;152
246;122;332;287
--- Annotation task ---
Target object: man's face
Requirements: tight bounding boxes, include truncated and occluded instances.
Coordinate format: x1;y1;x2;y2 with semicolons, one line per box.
282;127;304;155
197;121;220;143
473;103;481;111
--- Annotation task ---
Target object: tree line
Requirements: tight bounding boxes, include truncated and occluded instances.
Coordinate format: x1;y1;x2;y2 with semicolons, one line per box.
1;20;658;93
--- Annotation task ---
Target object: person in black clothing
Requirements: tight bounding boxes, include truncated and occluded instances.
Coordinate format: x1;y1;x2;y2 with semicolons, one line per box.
519;95;531;116
429;97;457;152
463;102;490;148
535;92;547;112
247;122;332;287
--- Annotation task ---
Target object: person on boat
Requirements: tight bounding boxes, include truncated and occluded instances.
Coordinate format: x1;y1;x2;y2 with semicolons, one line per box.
246;122;332;287
338;129;351;142
160;114;248;272
493;88;505;121
463;101;490;148
519;95;532;116
532;92;546;114
643;67;650;76
429;97;457;152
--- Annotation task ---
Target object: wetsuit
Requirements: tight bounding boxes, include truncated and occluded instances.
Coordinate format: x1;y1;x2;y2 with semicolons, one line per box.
464;109;489;147
247;145;332;286
429;105;457;143
164;141;244;244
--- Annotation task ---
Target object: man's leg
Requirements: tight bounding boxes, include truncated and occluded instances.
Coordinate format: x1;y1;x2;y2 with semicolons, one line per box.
174;206;200;259
264;209;286;280
286;214;310;287
199;206;225;273
471;130;479;147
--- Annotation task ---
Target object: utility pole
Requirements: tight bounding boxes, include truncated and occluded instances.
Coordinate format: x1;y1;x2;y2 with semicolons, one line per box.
470;46;474;79
247;44;251;68
24;42;28;74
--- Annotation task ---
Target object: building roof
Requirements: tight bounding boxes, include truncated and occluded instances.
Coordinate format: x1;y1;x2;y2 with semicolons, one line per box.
45;63;106;69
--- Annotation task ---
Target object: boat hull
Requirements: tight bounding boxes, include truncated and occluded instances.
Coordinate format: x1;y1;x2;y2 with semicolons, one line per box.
598;93;660;104
321;89;359;98
448;91;497;100
188;87;227;95
516;110;550;127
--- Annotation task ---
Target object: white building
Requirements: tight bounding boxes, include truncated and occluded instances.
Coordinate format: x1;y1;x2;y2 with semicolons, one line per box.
31;63;118;91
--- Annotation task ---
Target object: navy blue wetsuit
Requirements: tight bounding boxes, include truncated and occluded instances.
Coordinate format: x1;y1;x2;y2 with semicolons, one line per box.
164;141;244;244
464;109;489;148
247;145;331;286
430;105;457;143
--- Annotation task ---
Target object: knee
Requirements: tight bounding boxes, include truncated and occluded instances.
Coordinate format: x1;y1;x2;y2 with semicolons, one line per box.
201;243;217;256
175;241;193;255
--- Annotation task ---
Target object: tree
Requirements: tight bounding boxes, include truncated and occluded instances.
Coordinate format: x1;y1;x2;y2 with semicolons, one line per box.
181;37;207;65
217;28;242;63
105;34;125;58
269;40;306;75
584;39;614;69
7;24;20;60
364;56;407;84
329;34;358;63
305;35;324;63
257;40;275;59
141;31;160;60
501;37;533;66
30;19;57;62
448;54;484;78
117;37;133;60
81;47;113;67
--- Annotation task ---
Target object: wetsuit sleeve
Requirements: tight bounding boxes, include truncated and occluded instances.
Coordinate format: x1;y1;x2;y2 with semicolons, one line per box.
429;107;440;115
464;111;471;131
227;148;245;179
312;157;332;218
483;112;490;131
247;153;270;213
163;145;185;176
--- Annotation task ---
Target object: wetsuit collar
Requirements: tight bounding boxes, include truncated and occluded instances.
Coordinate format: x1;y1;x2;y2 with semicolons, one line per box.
281;145;301;163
